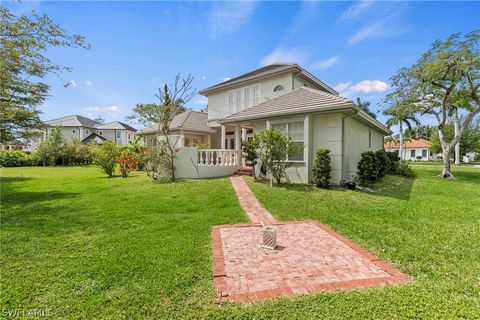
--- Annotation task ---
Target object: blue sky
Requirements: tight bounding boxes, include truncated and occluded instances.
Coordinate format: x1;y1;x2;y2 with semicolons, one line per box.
5;1;480;130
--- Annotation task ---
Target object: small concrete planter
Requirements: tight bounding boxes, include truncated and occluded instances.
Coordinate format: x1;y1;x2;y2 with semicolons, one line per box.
262;225;277;249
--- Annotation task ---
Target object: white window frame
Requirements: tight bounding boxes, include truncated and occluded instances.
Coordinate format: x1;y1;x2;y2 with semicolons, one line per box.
267;117;305;162
227;83;261;115
116;131;121;139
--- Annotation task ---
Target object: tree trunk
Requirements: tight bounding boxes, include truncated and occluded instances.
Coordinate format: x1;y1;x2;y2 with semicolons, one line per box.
454;110;460;165
399;122;404;161
441;148;454;178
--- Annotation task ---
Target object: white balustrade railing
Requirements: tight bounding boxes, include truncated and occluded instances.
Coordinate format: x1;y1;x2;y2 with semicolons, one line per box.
198;149;239;166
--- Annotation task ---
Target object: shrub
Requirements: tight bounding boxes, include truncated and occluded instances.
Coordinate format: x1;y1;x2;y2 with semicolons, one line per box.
241;136;260;179
93;141;120;176
357;151;380;184
0;150;30;167
116;151;139;178
386;151;400;172
144;142;173;181
256;128;302;185
396;162;416;178
375;150;390;178
312;148;331;188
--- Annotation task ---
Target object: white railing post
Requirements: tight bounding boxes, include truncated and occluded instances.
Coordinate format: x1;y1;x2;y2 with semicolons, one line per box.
197;149;241;167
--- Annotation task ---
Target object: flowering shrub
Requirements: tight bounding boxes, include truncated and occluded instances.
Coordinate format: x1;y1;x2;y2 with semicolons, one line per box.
116;151;139;178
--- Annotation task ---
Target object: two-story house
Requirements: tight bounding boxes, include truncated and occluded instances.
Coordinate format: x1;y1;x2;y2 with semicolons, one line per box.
138;63;390;184
27;115;137;151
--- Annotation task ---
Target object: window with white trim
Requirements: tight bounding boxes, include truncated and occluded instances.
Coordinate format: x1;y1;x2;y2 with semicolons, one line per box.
411;150;416;158
422;149;427;158
116;131;121;139
227;83;261;115
273;85;284;92
271;121;304;161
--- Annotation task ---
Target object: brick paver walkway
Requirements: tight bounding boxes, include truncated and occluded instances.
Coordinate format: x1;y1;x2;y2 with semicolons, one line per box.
229;175;276;225
212;175;409;303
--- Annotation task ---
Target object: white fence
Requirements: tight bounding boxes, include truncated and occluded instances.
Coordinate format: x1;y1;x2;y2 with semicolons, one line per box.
173;147;239;179
197;149;239;166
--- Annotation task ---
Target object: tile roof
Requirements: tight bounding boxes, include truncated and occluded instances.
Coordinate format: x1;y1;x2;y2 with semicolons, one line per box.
137;111;215;135
45;115;99;128
384;139;431;149
199;64;337;95
220;87;353;123
95;121;137;132
81;133;106;144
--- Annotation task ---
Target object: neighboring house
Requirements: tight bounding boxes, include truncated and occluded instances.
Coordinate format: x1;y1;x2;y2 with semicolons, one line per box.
136;111;216;148
26;115;137;152
139;63;390;183
384;139;433;161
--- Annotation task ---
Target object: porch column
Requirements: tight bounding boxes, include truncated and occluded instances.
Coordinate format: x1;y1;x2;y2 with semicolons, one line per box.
241;128;247;166
221;125;226;149
234;124;241;166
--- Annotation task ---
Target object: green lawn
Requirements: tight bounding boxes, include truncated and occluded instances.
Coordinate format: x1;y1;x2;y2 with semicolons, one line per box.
1;166;479;319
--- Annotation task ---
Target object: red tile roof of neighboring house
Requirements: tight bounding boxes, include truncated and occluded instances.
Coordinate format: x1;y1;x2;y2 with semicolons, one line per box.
384;138;431;149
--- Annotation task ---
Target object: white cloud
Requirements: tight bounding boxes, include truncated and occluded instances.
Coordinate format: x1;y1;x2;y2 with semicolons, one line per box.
350;80;389;93
85;80;93;86
347;2;410;45
67;80;77;88
202;76;207;80
339;0;374;23
260;48;308;66
83;105;121;119
209;1;256;37
334;80;389;97
310;56;339;71
348;21;386;45
334;82;352;92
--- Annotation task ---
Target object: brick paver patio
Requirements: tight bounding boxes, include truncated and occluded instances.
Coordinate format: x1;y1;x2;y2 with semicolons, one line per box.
212;176;409;303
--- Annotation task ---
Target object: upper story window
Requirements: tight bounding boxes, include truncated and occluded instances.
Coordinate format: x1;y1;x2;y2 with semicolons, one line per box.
86;129;89;134
99;131;103;135
116;132;121;139
270;121;304;161
72;129;76;134
273;85;284;92
228;83;261;114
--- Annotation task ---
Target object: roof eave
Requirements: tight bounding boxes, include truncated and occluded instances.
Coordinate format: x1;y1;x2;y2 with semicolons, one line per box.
219;103;354;124
199;66;298;96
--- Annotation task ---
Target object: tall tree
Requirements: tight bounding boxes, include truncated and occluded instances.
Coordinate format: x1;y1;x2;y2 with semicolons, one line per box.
128;74;195;181
356;97;377;119
383;105;420;161
387;30;480;178
0;7;88;143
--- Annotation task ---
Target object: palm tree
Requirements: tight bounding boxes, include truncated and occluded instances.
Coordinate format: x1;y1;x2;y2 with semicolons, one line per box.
356;98;377;119
384;105;420;161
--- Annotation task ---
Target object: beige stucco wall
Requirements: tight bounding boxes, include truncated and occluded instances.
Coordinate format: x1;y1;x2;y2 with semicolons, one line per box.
343;117;384;179
310;113;344;184
206;73;296;127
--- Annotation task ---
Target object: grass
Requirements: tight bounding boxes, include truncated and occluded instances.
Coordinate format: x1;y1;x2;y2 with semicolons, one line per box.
1;165;479;319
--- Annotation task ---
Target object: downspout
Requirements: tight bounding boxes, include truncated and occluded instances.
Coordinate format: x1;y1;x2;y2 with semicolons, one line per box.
341;111;358;181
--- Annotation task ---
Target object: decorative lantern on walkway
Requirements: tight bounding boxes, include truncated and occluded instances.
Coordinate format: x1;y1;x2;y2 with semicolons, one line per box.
262;225;277;249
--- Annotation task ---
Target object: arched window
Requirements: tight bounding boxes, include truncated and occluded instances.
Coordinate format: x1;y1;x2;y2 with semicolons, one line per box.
273;85;284;92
